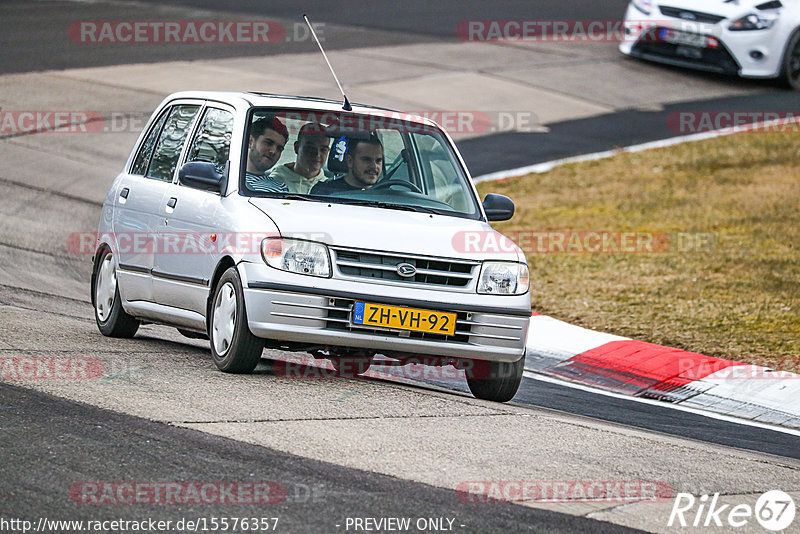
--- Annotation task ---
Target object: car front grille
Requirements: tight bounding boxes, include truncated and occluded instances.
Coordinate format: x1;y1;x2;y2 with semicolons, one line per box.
632;29;741;75
659;6;726;24
331;246;478;288
323;298;474;342
267;297;526;345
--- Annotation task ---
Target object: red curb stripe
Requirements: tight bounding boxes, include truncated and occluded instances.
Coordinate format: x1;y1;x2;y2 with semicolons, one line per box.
548;340;746;397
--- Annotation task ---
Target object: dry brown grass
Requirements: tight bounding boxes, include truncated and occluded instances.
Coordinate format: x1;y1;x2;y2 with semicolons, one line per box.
478;132;800;371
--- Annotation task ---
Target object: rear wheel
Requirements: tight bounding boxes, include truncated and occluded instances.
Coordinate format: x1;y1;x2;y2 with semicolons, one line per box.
92;248;139;338
466;352;526;403
781;30;800;90
209;267;264;373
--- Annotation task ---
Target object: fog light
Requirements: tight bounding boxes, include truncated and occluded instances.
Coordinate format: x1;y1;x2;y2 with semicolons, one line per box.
750;50;765;60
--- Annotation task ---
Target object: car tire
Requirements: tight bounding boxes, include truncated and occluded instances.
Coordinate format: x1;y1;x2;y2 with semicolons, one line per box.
92;248;140;338
466;352;526;403
330;356;372;377
781;29;800;90
209;267;264;373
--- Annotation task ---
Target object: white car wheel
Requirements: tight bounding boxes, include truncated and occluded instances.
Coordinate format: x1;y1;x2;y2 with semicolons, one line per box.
209;267;264;373
92;248;139;338
95;253;116;322
212;282;237;356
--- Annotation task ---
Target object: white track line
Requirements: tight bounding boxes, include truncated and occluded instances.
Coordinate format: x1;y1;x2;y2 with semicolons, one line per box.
474;116;800;183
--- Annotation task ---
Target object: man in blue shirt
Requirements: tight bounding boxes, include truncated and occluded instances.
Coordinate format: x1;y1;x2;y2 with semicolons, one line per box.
245;116;289;193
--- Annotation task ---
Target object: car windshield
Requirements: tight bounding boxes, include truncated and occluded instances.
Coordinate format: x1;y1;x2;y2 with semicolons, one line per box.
241;108;481;219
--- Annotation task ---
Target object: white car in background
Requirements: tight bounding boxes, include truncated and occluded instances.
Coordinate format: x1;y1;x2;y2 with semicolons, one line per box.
620;0;800;88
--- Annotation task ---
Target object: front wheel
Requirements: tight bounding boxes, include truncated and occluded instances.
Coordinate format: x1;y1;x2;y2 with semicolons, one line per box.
781;30;800;90
209;267;264;373
92;248;139;338
465;352;526;403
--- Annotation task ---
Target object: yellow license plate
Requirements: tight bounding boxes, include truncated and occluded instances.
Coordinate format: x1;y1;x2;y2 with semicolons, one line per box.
352;302;457;335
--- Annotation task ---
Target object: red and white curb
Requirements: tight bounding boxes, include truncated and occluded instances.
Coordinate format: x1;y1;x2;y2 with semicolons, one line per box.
524;313;800;430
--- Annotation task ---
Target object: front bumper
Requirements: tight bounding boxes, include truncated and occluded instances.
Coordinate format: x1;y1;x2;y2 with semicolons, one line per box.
240;265;530;363
619;3;785;79
628;29;741;75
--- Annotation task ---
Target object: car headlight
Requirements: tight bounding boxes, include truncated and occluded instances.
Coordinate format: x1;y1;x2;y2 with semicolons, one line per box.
631;0;653;15
477;262;529;295
729;13;778;31
261;237;331;277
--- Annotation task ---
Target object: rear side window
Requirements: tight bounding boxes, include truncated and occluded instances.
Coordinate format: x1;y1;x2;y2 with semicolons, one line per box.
186;108;234;175
130;111;168;176
147;104;200;182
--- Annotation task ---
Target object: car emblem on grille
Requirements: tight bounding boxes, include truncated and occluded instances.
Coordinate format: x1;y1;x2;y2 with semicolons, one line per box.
396;263;417;277
679;11;697;20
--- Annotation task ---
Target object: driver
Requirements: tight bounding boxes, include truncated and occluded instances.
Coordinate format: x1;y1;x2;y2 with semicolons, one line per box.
310;135;383;194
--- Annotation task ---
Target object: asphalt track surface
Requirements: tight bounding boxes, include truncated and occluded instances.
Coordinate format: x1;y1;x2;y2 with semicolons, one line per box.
420;372;800;460
1;383;641;534
1;1;798;531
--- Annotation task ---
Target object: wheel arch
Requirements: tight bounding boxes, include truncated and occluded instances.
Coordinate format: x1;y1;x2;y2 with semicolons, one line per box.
778;25;800;86
206;255;237;329
90;242;114;308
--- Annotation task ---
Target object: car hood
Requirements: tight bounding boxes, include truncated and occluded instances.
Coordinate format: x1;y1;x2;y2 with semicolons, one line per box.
654;0;777;17
248;197;523;262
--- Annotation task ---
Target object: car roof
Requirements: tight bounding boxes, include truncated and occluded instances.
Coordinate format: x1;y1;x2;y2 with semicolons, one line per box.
163;90;439;129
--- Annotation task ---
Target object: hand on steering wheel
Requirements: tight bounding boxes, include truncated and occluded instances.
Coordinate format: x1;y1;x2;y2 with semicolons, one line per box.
371;179;423;194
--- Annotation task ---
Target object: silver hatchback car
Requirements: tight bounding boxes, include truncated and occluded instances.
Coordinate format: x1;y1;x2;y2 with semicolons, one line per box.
91;91;531;402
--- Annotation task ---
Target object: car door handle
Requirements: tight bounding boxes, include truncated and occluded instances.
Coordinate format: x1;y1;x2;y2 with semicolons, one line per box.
120;187;129;199
167;197;177;209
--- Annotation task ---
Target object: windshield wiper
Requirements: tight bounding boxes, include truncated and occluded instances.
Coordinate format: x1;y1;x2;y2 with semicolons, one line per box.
327;198;439;214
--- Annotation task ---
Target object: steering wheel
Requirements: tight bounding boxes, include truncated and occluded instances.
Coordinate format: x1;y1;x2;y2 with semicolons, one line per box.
371;179;423;194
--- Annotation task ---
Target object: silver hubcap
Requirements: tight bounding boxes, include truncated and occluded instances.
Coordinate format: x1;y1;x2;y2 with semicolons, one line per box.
212;282;237;356
95;253;116;322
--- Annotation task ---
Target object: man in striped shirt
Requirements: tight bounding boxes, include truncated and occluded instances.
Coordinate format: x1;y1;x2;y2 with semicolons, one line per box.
245;116;289;193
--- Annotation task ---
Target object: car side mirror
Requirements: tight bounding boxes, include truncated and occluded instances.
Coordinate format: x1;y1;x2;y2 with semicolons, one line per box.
178;161;227;194
482;193;515;221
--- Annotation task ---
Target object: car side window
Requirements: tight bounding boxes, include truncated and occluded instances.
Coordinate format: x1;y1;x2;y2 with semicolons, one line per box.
186;107;234;175
417;135;472;212
147;104;200;182
130;110;169;176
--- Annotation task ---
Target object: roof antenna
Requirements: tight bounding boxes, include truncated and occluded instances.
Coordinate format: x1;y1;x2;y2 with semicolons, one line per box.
304;15;352;111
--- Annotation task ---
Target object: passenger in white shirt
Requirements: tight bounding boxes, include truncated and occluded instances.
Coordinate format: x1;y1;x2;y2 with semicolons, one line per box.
269;123;331;194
